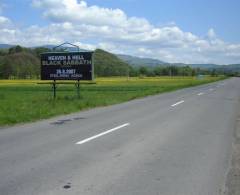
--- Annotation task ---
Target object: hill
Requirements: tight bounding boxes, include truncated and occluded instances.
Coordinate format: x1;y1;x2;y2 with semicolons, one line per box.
117;54;223;70
94;49;130;76
0;46;131;78
117;53;240;75
117;54;166;67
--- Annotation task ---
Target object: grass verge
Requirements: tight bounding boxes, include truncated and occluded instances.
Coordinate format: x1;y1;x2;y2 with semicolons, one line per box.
0;76;227;126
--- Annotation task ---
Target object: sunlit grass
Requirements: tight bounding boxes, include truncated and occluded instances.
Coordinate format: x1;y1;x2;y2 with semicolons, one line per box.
0;76;226;126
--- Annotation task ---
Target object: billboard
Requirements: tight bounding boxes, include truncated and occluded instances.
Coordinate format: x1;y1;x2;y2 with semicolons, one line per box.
40;52;94;80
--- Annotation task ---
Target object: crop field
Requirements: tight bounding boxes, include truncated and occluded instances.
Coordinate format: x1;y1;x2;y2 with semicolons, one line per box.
0;76;226;126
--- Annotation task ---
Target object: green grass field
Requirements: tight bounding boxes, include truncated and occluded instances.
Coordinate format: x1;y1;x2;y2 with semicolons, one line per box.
0;76;226;126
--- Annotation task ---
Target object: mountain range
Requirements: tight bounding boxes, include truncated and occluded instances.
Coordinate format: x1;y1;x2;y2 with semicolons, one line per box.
0;44;16;49
117;55;222;69
117;54;166;67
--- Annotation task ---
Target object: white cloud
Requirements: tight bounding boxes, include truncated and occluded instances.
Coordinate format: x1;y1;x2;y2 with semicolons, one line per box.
0;16;11;26
0;16;18;44
0;0;240;64
74;41;96;51
32;0;151;31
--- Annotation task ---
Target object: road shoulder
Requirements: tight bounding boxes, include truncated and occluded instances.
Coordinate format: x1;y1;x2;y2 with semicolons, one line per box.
224;102;240;195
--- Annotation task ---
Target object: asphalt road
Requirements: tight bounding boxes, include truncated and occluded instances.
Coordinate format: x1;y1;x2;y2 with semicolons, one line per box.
0;78;240;195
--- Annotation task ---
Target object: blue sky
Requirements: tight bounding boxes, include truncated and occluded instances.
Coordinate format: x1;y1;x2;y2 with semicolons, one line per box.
0;0;240;64
87;0;240;43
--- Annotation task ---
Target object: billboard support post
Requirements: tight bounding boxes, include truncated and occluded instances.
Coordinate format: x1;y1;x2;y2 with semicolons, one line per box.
76;80;80;99
53;80;56;99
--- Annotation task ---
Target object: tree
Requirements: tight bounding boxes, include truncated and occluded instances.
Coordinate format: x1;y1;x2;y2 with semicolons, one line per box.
33;47;51;58
139;66;148;76
211;69;218;77
0;57;12;79
153;67;163;76
15;45;23;53
129;66;139;77
191;69;196;76
8;45;24;54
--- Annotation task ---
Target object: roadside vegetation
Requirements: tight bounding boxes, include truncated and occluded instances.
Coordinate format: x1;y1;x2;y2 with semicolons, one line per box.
0;76;226;126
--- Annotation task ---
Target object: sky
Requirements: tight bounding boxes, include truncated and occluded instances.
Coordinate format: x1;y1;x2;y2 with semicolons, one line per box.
0;0;240;64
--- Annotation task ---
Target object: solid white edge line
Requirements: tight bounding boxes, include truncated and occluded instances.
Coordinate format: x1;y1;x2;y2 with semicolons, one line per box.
76;123;130;145
171;100;185;107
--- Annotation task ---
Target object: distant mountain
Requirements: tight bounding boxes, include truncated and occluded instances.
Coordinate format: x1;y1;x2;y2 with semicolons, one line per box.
117;54;166;67
0;44;16;49
117;54;224;70
115;53;240;73
188;64;220;69
226;64;240;69
219;64;240;72
181;63;240;73
156;63;221;69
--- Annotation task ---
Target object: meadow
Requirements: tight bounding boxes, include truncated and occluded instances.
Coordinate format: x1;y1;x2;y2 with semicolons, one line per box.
0;76;226;126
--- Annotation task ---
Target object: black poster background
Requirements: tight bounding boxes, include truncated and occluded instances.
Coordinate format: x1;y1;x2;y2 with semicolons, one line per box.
40;52;93;80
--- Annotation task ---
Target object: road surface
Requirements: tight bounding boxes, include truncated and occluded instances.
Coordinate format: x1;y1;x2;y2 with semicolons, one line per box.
0;78;239;195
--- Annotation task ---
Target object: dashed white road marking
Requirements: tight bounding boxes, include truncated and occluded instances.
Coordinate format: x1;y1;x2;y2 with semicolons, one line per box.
76;123;130;145
198;92;204;96
171;100;185;107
